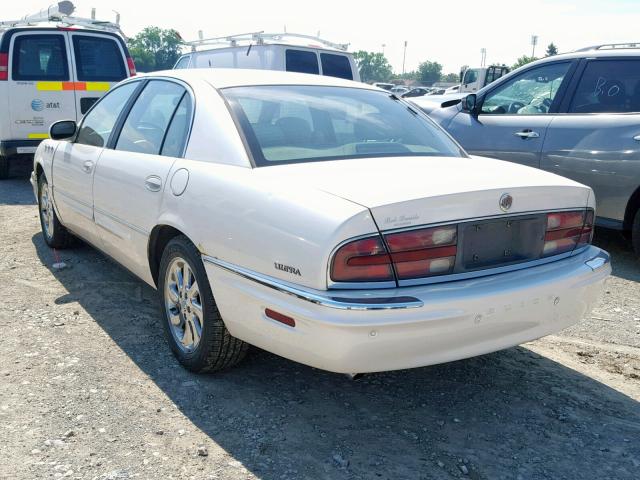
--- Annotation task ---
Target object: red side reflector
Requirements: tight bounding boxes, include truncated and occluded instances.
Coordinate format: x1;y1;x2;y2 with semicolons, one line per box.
126;57;137;76
0;53;8;81
265;308;296;327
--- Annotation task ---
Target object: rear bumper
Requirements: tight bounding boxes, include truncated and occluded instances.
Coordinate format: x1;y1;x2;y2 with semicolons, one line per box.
0;139;42;157
203;246;610;374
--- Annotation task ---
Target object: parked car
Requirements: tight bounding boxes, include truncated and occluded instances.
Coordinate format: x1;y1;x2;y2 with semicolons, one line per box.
174;32;359;81
390;85;410;95
372;82;395;91
417;44;640;255
0;3;135;179
32;69;610;375
401;87;430;98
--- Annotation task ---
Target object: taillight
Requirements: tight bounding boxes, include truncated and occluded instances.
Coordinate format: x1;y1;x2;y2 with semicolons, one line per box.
330;225;458;284
385;225;457;279
0;53;8;81
330;236;394;282
126;57;137;76
543;209;594;257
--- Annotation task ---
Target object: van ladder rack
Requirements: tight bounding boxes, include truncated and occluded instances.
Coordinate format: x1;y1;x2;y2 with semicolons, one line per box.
0;1;126;38
186;31;349;52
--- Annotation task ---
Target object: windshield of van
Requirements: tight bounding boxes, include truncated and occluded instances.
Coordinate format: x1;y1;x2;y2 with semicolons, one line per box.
222;85;465;166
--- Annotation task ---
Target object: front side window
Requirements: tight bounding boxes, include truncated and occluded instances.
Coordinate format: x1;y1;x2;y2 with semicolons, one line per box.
285;50;319;75
115;80;186;155
569;60;640;113
320;53;353;80
12;34;68;81
481;62;570;115
76;82;140;147
174;56;191;69
223;85;464;166
72;35;126;82
463;69;479;84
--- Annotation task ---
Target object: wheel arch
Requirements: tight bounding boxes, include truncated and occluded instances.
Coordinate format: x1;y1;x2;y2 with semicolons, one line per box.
148;224;195;287
623;185;640;231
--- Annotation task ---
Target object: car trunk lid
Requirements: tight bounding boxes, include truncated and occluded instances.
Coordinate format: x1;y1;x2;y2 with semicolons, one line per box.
254;155;592;231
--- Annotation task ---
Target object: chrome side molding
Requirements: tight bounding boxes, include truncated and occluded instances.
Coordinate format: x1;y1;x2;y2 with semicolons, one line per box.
201;255;424;310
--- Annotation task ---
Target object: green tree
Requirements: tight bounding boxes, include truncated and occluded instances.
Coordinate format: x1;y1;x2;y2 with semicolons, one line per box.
417;60;443;85
352;51;393;83
442;72;459;83
545;42;558;56
392;71;418;82
128;27;183;72
512;55;538;70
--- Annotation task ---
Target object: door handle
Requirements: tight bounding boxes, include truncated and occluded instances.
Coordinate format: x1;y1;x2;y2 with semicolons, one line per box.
514;130;540;139
82;160;94;173
145;175;162;192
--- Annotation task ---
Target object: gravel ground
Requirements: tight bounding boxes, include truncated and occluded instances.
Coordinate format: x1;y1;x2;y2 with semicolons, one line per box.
1;166;639;480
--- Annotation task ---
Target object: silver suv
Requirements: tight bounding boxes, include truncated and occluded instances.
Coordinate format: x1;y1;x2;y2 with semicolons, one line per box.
422;44;640;255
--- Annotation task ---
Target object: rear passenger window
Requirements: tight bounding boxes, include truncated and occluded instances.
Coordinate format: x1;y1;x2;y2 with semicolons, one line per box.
76;82;139;147
116;80;185;155
161;94;192;157
72;35;126;82
285;50;319;75
12;34;68;81
569;60;640;113
320;53;353;80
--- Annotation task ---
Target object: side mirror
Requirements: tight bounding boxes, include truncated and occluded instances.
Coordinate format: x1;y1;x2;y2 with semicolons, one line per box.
461;94;479;116
50;120;77;140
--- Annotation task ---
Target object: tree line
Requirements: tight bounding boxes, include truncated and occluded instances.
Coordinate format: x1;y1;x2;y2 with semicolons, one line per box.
125;27;560;83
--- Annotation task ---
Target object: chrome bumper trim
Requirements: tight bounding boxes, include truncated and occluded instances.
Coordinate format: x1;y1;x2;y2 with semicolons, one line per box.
201;255;424;310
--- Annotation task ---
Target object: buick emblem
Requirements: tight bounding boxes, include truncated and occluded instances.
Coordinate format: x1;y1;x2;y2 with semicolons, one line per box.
499;193;513;212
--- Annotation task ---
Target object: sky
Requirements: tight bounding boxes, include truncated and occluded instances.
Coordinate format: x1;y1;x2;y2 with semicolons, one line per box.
3;0;640;73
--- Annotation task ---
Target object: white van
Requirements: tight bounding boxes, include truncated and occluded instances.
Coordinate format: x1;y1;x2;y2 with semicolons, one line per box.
174;32;360;82
0;5;135;179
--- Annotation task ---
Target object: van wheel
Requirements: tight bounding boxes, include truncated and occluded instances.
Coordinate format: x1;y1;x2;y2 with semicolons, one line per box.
158;235;248;373
633;209;640;257
0;155;9;179
38;175;72;249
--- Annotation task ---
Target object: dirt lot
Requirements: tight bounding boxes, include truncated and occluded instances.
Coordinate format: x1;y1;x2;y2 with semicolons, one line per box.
1;166;639;480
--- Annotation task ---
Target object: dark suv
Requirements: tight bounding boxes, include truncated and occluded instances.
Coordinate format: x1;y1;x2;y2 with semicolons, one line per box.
418;44;640;255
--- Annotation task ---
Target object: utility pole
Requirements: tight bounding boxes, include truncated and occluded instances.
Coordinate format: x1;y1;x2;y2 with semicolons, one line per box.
531;35;538;57
402;40;407;75
381;43;386;55
480;48;486;67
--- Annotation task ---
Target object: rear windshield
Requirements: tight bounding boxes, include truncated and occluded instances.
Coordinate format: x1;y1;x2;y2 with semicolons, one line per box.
72;35;126;82
223;85;464;166
12;34;68;81
285;50;319;75
320;53;353;80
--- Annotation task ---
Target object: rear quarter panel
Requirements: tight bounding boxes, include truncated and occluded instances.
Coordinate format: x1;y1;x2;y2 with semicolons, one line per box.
156;159;378;290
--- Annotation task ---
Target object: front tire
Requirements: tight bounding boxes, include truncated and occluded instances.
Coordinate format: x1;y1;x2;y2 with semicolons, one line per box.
158;235;248;373
38;175;72;249
632;209;640;257
0;155;9;179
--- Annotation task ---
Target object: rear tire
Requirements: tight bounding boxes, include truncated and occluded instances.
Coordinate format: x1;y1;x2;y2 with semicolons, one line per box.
158;235;248;373
38;175;72;249
0;155;9;179
632;209;640;257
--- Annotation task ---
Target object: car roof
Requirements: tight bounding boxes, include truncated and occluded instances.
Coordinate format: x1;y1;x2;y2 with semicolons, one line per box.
143;68;378;91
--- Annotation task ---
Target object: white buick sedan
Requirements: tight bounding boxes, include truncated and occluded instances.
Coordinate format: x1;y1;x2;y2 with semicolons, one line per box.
32;69;611;374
